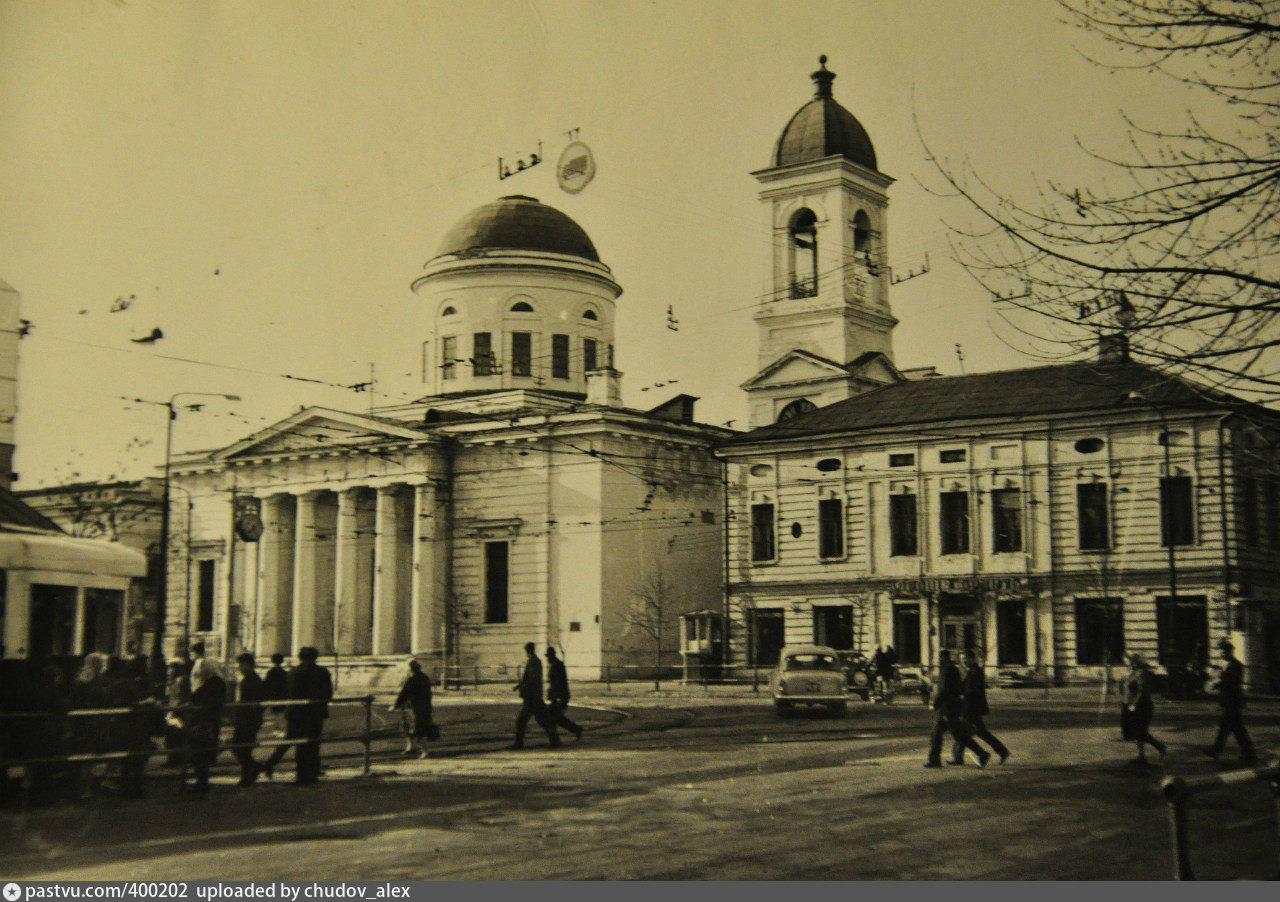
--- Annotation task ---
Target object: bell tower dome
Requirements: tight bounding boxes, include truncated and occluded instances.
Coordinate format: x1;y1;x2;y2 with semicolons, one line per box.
742;57;901;427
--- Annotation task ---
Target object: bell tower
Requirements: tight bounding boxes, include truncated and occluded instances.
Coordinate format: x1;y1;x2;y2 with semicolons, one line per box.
743;58;901;427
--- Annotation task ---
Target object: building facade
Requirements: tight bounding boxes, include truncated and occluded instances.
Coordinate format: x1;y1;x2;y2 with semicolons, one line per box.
167;198;727;683
715;60;1280;689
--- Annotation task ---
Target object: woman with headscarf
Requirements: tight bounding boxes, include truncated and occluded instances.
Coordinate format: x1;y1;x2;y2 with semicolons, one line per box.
390;660;435;758
184;659;226;795
1122;653;1166;765
67;652;112;798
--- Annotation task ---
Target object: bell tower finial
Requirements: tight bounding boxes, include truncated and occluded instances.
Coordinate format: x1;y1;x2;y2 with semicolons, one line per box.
811;55;835;98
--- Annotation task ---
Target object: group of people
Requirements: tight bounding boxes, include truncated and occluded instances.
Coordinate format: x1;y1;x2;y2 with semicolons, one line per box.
1121;639;1257;766
510;643;583;749
0;642;335;802
924;647;1010;768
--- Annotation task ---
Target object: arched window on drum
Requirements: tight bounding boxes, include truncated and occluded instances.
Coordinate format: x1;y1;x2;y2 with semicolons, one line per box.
788;209;818;298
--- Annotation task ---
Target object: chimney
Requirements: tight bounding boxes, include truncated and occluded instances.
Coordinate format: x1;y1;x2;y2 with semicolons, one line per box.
1097;332;1130;364
586;367;623;407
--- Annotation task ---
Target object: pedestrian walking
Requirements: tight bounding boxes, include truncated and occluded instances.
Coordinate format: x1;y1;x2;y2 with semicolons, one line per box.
952;648;1009;765
281;646;332;785
231;653;265;786
1205;640;1256;764
509;642;560;749
390;659;436;758
924;649;988;768
1121;653;1166;765
873;645;898;703
260;652;292;777
545;647;583;741
184;659;226;795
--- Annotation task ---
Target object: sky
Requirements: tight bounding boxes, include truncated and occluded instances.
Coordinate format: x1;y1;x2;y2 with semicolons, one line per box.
0;0;1205;489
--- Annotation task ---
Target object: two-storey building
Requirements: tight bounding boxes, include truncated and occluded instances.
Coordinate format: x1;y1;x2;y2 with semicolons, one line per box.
715;60;1280;689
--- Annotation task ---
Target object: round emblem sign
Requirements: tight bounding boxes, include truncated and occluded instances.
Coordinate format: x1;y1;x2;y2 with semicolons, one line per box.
556;141;596;194
235;513;264;542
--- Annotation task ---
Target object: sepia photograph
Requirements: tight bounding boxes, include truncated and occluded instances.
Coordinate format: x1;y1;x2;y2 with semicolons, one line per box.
1;0;1277;884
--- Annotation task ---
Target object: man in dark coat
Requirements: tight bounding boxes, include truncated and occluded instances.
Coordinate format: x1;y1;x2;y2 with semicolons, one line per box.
259;652;291;775
1206;640;1256;763
951;648;1010;765
284;646;333;785
925;649;988;768
510;642;560;749
231;653;265;786
545;647;583;741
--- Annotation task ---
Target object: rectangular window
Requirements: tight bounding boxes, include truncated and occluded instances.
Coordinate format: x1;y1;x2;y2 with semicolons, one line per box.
747;608;785;666
196;558;216;633
1074;597;1124;665
996;601;1027;666
750;503;775;562
818;498;844;558
888;453;915;468
441;336;457;381
939;449;966;463
1160;475;1194;547
991;488;1022;553
812;605;853;650
889;493;918;556
583;338;598;373
484;541;509;624
1077;483;1110;550
511;331;532;377
1241;475;1259;546
551;334;570;379
893;604;921;665
473;332;496;376
939;491;970;555
1156;595;1208;668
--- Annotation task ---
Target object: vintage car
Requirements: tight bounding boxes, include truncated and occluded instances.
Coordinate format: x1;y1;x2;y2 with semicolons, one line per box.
770;645;848;714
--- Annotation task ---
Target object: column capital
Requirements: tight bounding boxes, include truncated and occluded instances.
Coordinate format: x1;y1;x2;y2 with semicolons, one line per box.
375;483;401;497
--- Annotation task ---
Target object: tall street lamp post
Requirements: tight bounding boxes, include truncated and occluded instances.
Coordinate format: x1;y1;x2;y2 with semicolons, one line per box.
137;391;241;665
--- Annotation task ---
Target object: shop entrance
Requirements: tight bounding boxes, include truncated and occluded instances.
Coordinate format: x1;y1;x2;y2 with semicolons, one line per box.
939;593;983;660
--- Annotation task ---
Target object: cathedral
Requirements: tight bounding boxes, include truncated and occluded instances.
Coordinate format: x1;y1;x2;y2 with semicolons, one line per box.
168;195;726;682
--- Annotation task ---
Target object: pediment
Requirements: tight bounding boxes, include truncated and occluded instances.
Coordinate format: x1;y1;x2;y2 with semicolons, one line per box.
215;408;431;461
741;350;850;391
847;352;903;385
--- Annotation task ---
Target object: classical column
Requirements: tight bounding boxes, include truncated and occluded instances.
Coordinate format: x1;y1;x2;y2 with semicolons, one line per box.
334;488;359;655
255;495;296;657
410;481;445;654
291;491;320;653
372;485;406;655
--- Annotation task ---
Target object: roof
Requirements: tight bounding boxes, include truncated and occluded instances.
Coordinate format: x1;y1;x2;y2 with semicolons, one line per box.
0;531;146;577
0;487;64;533
774;58;876;170
433;195;600;263
723;361;1265;446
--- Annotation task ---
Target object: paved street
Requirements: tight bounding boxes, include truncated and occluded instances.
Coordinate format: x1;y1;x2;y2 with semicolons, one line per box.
3;691;1277;880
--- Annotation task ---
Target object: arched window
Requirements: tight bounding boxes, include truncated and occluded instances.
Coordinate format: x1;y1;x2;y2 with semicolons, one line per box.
440;306;456;317
582;309;598;321
777;398;817;421
788;209;818;298
510;301;534;313
853;210;872;255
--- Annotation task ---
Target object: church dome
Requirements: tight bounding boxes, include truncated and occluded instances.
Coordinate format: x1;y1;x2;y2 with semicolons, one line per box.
774;57;877;171
434;195;600;262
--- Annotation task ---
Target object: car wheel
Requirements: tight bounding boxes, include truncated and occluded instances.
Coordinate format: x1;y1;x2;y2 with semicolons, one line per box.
829;701;847;715
774;700;792;716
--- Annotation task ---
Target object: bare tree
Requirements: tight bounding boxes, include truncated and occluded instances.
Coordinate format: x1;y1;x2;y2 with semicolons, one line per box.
928;0;1280;394
623;569;677;690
